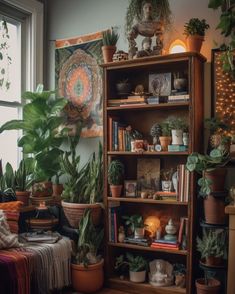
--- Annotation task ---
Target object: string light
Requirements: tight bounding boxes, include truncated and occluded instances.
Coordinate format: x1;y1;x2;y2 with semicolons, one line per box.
214;51;235;137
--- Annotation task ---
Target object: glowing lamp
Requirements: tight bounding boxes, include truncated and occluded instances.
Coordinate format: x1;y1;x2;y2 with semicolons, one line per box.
169;39;186;54
145;216;160;238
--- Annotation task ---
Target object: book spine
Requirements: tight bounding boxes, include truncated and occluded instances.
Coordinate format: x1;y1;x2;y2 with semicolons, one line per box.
151;244;179;249
108;116;113;151
113;121;118;151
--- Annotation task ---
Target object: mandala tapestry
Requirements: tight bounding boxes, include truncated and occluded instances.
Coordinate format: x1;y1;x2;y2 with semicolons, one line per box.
55;31;104;137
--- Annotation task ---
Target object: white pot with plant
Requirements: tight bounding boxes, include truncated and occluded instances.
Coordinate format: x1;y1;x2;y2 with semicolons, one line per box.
123;214;145;239
167;117;188;145
71;209;104;293
115;253;148;283
108;160;125;198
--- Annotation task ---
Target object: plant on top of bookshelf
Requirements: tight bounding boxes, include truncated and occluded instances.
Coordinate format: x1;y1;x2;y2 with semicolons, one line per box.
196;228;227;266
122;214;146;239
102;28;119;63
108;159;125;198
115;253;148;283
71;209;104;293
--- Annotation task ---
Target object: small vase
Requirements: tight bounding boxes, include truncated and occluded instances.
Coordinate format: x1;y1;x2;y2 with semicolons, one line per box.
171;129;183;145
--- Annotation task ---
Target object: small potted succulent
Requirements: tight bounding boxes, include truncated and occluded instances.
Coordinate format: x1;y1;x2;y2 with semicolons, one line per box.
115;253;148;283
102;28;119;63
183;18;210;53
159;122;172;151
196;228;227;267
108;159;125;197
122;214;145;239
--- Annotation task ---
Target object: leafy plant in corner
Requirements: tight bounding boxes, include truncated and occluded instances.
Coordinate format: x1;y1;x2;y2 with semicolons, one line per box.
115;253;148;273
183;18;210;37
208;0;235;77
75;209;104;267
15;158;34;191
196;228;227;260
186;148;229;196
204;117;229;135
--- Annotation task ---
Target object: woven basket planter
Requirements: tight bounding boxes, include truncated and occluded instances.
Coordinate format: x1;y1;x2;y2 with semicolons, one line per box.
61;201;102;228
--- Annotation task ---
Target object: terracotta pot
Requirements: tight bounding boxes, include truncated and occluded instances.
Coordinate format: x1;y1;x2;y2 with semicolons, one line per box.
71;259;104;293
110;185;122;197
30;195;54;207
52;184;63;197
61;201;102;228
195;278;221;294
186;35;204;53
16;191;30;206
102;45;116;63
203;193;226;224
129;270;146;283
159;136;172;151
204;169;227;192
205;256;223;267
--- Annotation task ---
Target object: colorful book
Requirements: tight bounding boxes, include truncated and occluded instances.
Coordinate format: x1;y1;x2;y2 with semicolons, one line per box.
168;145;188;152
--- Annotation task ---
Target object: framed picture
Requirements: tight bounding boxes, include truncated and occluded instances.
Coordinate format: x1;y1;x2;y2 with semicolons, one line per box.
211;48;235;135
137;158;160;196
124;180;137;197
149;73;171;96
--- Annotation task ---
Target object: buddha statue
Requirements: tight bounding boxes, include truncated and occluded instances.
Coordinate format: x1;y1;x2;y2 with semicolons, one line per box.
149;259;174;287
128;1;163;59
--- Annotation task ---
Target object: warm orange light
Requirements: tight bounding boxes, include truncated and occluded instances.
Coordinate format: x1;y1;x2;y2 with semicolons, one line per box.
145;216;160;238
169;39;186;54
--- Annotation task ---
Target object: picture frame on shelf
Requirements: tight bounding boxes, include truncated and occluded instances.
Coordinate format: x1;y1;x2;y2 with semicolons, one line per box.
149;72;171;97
124;180;137;197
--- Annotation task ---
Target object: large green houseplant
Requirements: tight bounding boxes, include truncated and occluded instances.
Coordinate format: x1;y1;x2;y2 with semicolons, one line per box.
186;147;229;224
71;209;104;293
61;126;104;228
0;84;68;196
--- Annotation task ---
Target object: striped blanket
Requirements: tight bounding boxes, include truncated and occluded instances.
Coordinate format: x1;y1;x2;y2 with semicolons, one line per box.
0;237;72;294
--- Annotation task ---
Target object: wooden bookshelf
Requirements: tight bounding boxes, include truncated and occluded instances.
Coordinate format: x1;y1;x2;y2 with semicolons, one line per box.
101;52;205;294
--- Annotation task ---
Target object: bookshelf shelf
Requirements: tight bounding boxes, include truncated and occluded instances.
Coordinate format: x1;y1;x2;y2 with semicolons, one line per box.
108;242;188;256
107;102;189;111
107;197;188;206
108;277;186;294
102;53;205;294
107;151;189;156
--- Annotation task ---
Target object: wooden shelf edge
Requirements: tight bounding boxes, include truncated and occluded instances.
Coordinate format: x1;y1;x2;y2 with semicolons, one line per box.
107;151;189;156
108;242;188;256
107;277;186;294
107;102;189;111
107;197;188;205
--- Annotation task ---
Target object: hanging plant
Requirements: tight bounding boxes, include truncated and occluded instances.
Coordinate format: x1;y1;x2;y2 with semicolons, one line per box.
0;20;11;90
208;0;235;78
125;0;172;37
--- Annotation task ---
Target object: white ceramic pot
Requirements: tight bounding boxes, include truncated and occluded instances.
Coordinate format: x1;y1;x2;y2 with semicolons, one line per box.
134;227;145;239
171;129;183;145
129;270;146;283
161;180;172;192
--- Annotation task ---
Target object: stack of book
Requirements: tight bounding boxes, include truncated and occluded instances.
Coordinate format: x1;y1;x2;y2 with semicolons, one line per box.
177;164;190;202
167;91;189;103
124;237;150;247
168;145;188;152
147;96;165;104
151;239;179;250
108;96;147;107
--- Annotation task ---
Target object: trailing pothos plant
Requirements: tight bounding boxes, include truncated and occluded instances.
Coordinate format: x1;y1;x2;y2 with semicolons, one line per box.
0;20;11;90
208;0;235;78
186;147;229;196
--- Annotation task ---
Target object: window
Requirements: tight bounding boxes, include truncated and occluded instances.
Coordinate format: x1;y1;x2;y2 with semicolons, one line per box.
0;0;43;170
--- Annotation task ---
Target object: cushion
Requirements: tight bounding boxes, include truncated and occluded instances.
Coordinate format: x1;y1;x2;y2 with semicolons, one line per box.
0;201;23;211
0;210;21;249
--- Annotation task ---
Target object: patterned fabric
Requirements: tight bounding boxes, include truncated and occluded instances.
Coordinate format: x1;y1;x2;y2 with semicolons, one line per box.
0;210;21;249
4;211;20;234
0;201;23;211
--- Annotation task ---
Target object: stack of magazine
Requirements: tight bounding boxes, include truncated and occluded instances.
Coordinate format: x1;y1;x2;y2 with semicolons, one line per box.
20;232;61;244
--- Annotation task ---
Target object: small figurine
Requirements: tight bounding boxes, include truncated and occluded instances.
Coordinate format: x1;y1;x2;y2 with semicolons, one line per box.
134;37;153;58
164;219;177;241
118;226;125;243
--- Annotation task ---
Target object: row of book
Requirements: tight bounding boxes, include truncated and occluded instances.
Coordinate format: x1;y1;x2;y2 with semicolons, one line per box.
177;164;190;202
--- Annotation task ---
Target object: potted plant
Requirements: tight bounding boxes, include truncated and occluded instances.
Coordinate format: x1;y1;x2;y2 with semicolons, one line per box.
183;18;210;53
52;170;64;198
159;122;172;151
122;214;145;239
71;209;104;293
102;28;119;63
167;117;188;145
196;228;227;267
0;84;68;197
108;159;124;198
160;168;174;192
61;130;103;228
186;148;229;224
195;274;221;294
116;78;132;96
0;162;16;202
14;158;33;206
115;253;148;283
